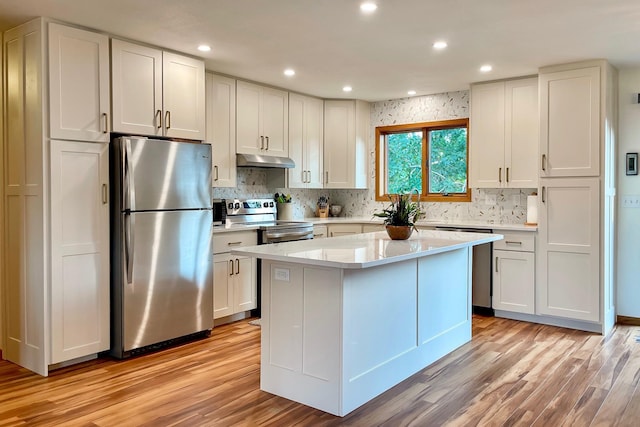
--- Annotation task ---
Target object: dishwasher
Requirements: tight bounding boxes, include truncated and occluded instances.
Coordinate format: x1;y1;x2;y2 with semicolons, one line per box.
436;227;494;316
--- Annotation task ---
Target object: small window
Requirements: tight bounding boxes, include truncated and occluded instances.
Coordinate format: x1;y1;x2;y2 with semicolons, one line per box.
375;119;470;202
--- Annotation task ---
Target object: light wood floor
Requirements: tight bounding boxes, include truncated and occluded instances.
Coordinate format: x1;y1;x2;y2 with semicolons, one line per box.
1;316;639;426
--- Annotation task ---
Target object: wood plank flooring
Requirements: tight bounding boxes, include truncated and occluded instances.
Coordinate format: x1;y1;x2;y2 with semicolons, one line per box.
1;316;639;426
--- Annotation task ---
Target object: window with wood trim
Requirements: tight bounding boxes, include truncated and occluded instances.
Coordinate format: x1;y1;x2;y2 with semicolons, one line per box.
375;118;470;202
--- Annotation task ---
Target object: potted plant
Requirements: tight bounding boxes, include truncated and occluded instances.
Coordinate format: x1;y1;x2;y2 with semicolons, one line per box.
274;193;293;220
373;191;424;240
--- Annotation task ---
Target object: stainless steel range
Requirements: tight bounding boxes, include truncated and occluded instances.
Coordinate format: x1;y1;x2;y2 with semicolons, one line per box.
225;198;314;318
225;199;314;243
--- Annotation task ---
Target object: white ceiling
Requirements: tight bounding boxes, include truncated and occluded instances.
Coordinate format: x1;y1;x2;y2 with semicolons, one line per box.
1;0;639;102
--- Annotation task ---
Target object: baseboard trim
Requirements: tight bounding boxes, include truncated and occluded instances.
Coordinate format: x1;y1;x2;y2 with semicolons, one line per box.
616;315;640;326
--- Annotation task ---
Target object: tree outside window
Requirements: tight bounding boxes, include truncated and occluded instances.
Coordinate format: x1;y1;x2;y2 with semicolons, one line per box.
376;119;470;202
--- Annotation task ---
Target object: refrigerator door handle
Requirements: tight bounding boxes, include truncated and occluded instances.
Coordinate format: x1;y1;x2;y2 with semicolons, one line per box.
125;212;135;284
123;139;136;211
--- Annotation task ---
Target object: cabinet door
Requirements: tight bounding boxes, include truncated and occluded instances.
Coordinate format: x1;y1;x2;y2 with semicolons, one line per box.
234;256;257;312
324;100;354;188
261;87;288;156
493;250;535;314
288;94;323;188
111;40;162;136
206;73;237;187
537;178;600;321
539;66;600;177
305;96;324;188
362;224;385;233
50;140;110;363
328;224;362;237
162;52;205;140
469;82;505;188
288;93;306;188
213;253;234;319
48;23;110;142
505;78;538;188
236;81;263;154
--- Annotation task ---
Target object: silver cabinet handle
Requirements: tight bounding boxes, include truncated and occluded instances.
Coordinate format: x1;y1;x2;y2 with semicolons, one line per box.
155;109;162;129
505;241;522;245
325;171;329;184
165;110;171;130
125;212;135;284
506;167;510;183
214;165;219;181
235;258;240;274
541;186;546;203
541;154;546;172
495;256;499;273
229;260;234;276
227;241;242;246
102;183;108;205
265;136;269;150
102;113;108;134
260;136;264;150
498;167;502;183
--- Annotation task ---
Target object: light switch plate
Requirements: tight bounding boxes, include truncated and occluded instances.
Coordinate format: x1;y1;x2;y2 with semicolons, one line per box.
622;195;640;208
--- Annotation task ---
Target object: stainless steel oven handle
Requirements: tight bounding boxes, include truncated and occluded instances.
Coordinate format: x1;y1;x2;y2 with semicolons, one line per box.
264;230;314;240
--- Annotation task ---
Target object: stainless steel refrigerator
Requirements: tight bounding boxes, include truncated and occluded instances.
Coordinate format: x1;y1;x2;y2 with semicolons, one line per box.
110;136;213;358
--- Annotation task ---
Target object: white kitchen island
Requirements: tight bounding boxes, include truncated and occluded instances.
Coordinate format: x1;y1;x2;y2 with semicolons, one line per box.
232;229;503;416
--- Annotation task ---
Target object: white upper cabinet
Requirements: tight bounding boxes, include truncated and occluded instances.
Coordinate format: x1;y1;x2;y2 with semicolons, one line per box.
206;73;237;187
288;93;324;189
162;52;205;140
539;66;600;177
470;77;538;188
111;40;162;136
49;23;110;142
236;81;288;156
323;100;369;189
111;40;205;140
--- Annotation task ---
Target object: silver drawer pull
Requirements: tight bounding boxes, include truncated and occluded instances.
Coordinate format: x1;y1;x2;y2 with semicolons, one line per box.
227;241;243;246
505;241;522;245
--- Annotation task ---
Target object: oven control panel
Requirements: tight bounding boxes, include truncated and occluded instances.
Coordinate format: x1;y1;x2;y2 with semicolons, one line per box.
227;199;276;216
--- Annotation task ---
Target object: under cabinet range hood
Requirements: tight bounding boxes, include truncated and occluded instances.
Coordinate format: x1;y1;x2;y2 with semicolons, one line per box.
236;153;295;168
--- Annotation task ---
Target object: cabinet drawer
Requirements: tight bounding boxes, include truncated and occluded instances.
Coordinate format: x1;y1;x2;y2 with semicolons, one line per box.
493;232;535;252
313;225;328;239
213;231;257;254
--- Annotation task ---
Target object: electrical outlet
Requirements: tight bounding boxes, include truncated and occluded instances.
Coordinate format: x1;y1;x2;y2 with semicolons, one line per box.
485;194;497;205
622;195;640;208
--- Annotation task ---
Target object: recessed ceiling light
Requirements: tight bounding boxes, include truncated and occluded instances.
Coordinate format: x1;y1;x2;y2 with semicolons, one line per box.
360;2;378;13
284;68;296;77
343;86;353;92
197;45;211;52
433;41;447;50
480;64;493;72
408;90;417;96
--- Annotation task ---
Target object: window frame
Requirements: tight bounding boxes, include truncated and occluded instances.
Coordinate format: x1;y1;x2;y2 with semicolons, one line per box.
375;118;471;202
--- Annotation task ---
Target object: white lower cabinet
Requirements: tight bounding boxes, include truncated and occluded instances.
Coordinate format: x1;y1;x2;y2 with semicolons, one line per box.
50;140;110;364
492;232;535;315
213;231;257;319
328;224;362;237
537;178;600;322
361;224;385;233
213;253;256;319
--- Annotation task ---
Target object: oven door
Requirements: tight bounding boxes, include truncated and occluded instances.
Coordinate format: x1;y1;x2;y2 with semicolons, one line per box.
260;224;314;244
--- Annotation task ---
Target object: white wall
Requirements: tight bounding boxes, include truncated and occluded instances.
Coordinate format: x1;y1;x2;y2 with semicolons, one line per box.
616;68;640;318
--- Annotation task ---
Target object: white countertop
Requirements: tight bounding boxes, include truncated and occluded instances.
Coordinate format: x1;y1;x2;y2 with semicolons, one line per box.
231;229;503;269
307;217;537;232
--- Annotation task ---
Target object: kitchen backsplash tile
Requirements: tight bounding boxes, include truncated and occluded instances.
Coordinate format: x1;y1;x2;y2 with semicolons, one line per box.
212;90;535;224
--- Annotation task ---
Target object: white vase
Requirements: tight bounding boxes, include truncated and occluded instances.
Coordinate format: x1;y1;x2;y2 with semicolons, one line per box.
277;202;294;220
